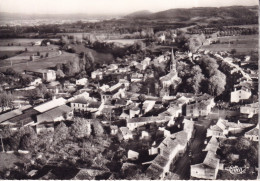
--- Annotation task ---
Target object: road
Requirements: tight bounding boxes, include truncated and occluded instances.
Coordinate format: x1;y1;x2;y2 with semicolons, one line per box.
171;116;217;179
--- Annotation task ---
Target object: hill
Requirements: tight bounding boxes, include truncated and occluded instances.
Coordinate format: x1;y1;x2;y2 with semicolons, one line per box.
124;10;152;18
125;6;258;24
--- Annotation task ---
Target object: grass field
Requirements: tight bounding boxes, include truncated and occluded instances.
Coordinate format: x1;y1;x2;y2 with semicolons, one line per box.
201;35;258;53
0;38;59;46
0;52;77;72
103;39;143;45
0;45;59;52
70;44;115;64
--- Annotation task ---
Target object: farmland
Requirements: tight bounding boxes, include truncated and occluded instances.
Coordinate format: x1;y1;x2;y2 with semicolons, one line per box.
103;39;144;45
0;39;59;46
0;51;77;73
201;35;258;54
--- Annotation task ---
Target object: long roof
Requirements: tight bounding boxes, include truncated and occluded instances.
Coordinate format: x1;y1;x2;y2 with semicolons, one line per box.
34;97;66;113
37;105;72;122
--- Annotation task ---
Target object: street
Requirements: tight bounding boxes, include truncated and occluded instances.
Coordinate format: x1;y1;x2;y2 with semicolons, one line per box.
171;116;217;179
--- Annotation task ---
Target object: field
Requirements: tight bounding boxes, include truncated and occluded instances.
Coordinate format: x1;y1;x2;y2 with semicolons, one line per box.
70;44;115;64
201;35;258;54
0;38;59;46
103;39;144;45
0;51;77;72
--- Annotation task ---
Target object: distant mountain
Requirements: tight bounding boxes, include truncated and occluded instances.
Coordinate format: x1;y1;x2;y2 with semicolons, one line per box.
0;12;121;21
125;6;259;21
124;10;152;18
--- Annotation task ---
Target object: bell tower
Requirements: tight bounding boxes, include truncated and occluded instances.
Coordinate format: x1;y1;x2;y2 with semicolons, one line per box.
170;48;176;72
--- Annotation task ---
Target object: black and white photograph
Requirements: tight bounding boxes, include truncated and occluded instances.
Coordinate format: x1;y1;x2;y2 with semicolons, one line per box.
0;0;259;180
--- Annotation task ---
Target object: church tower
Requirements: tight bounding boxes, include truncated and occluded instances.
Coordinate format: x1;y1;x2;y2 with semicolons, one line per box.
170;48;176;72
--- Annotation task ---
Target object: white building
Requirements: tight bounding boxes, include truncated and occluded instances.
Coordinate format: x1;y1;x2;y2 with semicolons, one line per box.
230;87;251;103
240;102;258;118
76;78;88;86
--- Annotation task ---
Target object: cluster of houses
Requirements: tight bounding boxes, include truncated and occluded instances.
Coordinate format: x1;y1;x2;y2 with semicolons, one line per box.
190;117;258;180
0;46;258;180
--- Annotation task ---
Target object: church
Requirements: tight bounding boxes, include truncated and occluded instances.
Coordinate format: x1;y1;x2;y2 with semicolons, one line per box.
159;48;182;97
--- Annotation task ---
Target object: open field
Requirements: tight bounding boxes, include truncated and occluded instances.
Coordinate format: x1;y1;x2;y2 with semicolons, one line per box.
103;39;144;45
224;24;259;28
0;51;61;67
0;51;21;59
0;38;59;46
0;45;59;52
70;44;115;64
201;35;258;53
0;52;77;72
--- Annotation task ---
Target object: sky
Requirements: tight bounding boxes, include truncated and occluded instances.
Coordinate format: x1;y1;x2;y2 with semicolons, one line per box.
0;0;258;15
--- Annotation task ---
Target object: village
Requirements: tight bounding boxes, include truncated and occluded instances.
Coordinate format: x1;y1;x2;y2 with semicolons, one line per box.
0;1;259;180
0;31;258;179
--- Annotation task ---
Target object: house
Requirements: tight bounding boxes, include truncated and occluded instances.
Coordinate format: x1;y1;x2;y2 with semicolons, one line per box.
127;116;167;131
36;105;73;124
159;106;182;120
206;118;254;138
129;106;141;119
186;94;215;117
91;69;103;79
146;131;189;179
70;93;103;113
128;150;139;160
131;72;144;82
29;77;42;86
107;64;118;71
159;33;166;43
76;78;88;86
230;87;251;103
142;100;156;114
240;102;258;118
119;127;133;140
110;125;118;135
36;122;54;134
34;40;42;46
244;123;259;141
141;130;150;139
101;92;113;102
26;69;56;82
72;168;108;180
0;105;35;130
203;136;219;153
190;151;220;180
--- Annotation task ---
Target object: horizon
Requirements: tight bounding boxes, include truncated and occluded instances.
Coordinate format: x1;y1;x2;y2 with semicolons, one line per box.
0;0;258;15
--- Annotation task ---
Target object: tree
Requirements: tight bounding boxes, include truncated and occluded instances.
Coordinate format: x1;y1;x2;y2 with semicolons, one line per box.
20;76;33;86
230;49;237;57
208;71;226;96
20;127;37;150
70;118;91;139
5;68;17;76
235;137;251;152
53;122;68;144
92;120;104;137
0;92;14;112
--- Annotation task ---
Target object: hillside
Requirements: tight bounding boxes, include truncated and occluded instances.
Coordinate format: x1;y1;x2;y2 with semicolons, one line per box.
124;10;152;18
125;6;258;24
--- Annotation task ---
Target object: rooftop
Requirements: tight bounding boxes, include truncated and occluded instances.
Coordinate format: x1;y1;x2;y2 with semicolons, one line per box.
34;97;67;113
